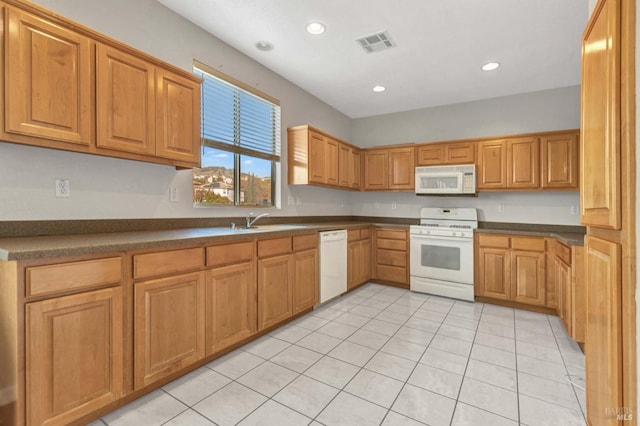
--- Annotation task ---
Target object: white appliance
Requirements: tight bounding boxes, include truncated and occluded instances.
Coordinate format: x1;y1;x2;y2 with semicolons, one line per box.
415;164;476;195
319;229;347;303
410;207;478;301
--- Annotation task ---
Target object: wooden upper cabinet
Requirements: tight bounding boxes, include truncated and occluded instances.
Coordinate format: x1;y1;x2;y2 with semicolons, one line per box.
156;68;201;164
364;150;388;190
338;144;351;187
5;6;92;145
325;138;339;186
507;137;540;189
580;0;621;229
96;44;156;155
541;132;579;189
388;147;415;190
416;141;475;166
308;131;327;184
477;140;507;189
351;149;362;189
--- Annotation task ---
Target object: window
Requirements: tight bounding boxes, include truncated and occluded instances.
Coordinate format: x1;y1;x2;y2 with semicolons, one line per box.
193;61;281;207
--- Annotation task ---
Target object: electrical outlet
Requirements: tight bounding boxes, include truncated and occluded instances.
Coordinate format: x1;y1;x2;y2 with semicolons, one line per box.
498;203;506;213
55;178;70;197
391;202;397;209
374;202;380;209
287;196;295;205
170;187;178;202
296;196;301;205
570;205;579;215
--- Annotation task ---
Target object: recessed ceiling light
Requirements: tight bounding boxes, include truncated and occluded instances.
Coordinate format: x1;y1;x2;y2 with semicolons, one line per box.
373;85;386;92
481;62;500;71
306;22;326;35
255;41;274;51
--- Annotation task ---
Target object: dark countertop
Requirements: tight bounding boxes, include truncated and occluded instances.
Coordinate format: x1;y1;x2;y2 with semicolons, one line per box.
0;222;409;261
475;227;585;246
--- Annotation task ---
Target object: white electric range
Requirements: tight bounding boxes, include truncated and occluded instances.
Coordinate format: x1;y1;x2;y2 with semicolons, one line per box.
409;207;478;302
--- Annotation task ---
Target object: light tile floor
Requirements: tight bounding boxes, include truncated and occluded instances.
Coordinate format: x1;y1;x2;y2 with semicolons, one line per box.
90;283;586;426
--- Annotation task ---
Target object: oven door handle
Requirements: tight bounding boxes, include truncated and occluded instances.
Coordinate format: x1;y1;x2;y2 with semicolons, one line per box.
410;234;473;243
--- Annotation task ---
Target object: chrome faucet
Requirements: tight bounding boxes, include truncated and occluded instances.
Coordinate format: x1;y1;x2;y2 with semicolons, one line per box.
246;212;270;228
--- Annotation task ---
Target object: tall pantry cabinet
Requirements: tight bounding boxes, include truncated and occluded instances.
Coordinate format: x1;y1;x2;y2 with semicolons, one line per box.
580;0;636;423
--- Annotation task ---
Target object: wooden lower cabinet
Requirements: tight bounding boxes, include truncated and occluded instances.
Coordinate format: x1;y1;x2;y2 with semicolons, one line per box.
510;250;545;305
374;228;408;285
477;247;511;300
26;287;123;426
292;249;318;314
555;256;571;331
475;234;546;307
134;272;205;389
347;230;372;290
258;254;293;331
585;236;622;425
205;262;256;355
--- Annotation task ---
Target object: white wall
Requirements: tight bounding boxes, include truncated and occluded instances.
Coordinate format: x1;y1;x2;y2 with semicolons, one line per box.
351;87;582;225
0;0;352;220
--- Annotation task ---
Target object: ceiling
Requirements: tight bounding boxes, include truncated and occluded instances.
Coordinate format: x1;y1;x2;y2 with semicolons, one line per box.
158;0;589;119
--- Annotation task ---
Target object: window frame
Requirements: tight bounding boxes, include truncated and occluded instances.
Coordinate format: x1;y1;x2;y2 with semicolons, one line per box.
193;60;281;208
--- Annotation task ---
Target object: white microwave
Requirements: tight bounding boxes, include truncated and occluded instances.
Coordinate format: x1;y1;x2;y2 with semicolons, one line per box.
415;164;476;195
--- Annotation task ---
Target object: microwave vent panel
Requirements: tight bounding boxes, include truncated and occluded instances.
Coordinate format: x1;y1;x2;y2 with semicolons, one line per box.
356;31;395;54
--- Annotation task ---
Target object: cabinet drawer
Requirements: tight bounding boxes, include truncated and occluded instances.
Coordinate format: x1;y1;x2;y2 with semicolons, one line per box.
26;257;123;297
376;229;406;240
376;238;406;251
376;265;407;282
348;229;361;242
554;241;572;265
134;247;204;279
293;233;317;251
511;237;545;252
376;249;407;267
207;241;254;267
258;237;292;257
477;234;510;248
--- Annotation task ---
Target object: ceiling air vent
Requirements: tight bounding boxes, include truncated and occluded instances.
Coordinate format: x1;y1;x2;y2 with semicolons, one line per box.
356;31;395;54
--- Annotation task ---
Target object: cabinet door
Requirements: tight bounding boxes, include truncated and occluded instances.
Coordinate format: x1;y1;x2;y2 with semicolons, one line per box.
156;68;201;164
134;272;205;389
510;250;545;306
309;132;327;184
446;142;476;164
325;138;339;186
292;249;318;314
541;133;579;189
206;262;256;355
581;0;620;229
26;287;123;426
351;149;362;189
388;147;415;190
338;144;351;188
507;137;540;189
555;257;571;333
478;247;510;299
585;236;622;426
96;44;156;155
6;7;92;145
416;144;444;165
360;238;372;283
258;254;292;330
347;241;360;289
477;140;507;189
364;150;389;190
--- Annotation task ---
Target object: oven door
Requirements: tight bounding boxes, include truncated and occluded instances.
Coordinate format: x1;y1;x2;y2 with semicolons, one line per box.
410;233;474;284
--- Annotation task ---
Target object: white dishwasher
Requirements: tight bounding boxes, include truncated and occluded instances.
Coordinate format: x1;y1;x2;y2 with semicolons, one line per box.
319;229;348;303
